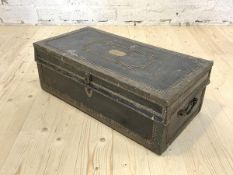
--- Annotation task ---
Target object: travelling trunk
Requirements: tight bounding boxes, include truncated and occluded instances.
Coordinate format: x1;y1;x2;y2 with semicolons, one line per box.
33;27;213;154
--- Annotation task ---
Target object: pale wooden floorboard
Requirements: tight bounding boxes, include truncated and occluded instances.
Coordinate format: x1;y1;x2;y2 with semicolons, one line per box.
0;26;232;175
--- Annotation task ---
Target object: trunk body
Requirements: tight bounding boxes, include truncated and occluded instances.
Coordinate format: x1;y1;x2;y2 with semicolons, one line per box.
34;27;213;154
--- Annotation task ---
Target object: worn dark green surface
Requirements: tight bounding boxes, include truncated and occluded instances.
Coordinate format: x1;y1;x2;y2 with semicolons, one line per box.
34;27;213;154
46;29;202;90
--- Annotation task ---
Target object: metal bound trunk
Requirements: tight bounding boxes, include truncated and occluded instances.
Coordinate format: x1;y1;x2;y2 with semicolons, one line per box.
33;27;213;155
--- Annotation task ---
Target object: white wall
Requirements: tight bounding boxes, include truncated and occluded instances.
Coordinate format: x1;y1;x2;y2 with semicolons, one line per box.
0;0;233;25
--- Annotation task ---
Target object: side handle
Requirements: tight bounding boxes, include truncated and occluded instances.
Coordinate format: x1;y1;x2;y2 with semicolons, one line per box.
177;98;198;117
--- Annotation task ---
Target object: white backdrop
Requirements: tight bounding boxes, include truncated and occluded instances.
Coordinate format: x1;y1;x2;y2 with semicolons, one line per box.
0;0;233;25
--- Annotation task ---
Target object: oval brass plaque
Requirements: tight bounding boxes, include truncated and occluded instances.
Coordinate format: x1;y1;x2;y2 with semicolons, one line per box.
109;49;126;57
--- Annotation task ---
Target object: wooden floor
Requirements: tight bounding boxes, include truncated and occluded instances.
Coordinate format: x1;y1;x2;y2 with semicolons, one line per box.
0;26;233;175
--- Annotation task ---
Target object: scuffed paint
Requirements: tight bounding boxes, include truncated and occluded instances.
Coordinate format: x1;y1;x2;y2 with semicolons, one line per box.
124;20;142;26
160;19;172;23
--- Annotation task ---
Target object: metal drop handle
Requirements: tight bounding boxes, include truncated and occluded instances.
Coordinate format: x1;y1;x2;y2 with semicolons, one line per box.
178;98;198;117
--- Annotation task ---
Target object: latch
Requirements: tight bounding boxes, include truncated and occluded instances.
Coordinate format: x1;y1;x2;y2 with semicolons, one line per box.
84;72;93;98
84;72;92;85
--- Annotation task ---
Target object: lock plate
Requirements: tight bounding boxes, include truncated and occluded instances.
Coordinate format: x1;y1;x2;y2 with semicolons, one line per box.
84;73;93;97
